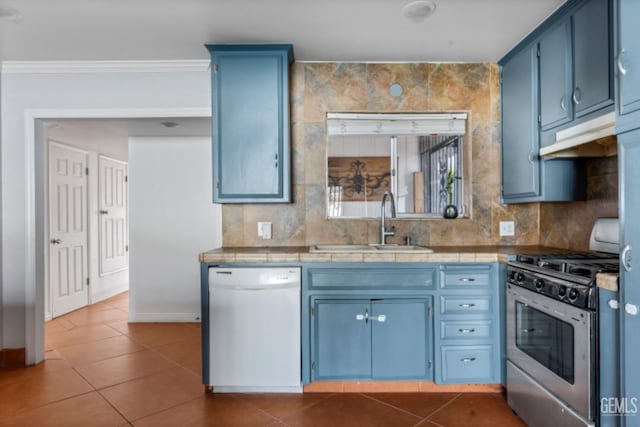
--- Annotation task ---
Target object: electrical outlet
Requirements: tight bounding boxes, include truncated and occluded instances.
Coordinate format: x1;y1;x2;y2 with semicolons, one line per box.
500;221;515;237
257;222;272;239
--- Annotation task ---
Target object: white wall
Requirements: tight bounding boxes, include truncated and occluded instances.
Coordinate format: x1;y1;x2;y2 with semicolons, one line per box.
129;137;221;322
43;122;130;319
0;63;210;362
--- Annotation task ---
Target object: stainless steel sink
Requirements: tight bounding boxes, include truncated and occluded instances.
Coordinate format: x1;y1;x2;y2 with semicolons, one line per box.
310;244;433;253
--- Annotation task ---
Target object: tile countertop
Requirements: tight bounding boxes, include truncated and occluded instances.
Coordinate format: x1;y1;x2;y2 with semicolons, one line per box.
198;245;573;264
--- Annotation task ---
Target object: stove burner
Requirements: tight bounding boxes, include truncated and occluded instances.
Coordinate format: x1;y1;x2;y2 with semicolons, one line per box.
509;251;619;310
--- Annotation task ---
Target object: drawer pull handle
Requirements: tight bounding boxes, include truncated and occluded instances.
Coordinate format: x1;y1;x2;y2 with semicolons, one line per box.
458;278;476;282
459;303;476;308
459;328;475;334
461;357;476;363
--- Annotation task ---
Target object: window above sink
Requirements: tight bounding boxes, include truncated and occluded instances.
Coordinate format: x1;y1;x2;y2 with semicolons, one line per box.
325;113;470;219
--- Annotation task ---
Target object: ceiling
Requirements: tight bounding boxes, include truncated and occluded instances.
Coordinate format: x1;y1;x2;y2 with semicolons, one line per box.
0;0;566;63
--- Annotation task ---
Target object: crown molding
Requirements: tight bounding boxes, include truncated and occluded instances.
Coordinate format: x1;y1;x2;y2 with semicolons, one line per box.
0;60;210;74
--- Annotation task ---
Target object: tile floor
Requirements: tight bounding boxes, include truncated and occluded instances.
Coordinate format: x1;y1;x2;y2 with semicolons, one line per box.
0;292;527;426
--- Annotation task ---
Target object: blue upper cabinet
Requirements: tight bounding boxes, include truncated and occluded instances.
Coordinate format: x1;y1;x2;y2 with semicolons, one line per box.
501;43;585;203
540;0;613;137
573;0;614;118
615;0;640;133
500;45;540;200
206;44;294;203
539;18;573;132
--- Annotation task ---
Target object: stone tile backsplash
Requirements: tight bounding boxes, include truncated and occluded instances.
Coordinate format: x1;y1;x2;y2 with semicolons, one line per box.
221;62;618;249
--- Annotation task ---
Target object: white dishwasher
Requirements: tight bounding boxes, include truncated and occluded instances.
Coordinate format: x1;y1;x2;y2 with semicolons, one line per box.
208;267;302;392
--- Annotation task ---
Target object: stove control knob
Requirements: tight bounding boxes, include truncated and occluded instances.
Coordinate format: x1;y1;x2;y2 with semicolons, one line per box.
534;278;545;290
568;288;579;301
516;272;525;283
558;285;567;297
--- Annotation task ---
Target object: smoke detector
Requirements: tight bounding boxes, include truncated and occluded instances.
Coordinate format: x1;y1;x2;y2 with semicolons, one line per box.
402;1;437;22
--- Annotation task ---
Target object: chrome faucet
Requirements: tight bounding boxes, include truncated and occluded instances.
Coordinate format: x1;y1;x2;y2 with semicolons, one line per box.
380;192;396;245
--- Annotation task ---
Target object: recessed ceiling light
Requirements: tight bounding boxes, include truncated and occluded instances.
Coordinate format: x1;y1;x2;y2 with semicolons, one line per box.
0;7;23;22
402;0;436;22
160;121;180;128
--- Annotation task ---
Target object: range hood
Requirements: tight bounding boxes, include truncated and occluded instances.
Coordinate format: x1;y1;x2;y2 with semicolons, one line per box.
539;112;617;158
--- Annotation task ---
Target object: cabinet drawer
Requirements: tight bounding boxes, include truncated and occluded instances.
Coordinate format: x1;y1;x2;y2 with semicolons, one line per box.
441;268;491;289
307;268;436;289
440;296;491;315
440;320;492;340
440;345;494;383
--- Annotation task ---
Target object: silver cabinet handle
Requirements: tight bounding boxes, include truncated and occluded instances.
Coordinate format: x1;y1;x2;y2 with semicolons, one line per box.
460;357;476;363
355;309;369;323
99;210;109;215
458;278;476;283
560;95;567;112
618;48;628;76
374;314;386;322
50;238;62;244
458;328;475;334
573;87;582;105
625;303;638;316
528;152;536;164
459;303;476;308
622;244;632;272
274;153;278;169
608;299;620;310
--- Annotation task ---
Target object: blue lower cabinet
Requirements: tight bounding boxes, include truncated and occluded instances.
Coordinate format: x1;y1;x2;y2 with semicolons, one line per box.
311;298;433;381
314;300;371;379
371;300;431;379
440;345;495;384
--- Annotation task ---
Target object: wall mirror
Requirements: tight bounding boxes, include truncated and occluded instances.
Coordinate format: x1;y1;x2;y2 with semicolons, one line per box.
326;113;469;219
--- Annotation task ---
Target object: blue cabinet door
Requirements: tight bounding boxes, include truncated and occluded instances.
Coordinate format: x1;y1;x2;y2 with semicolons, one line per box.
618;130;640;425
573;0;614;118
371;299;432;379
616;0;640;133
207;44;293;203
501;45;540;200
313;300;371;379
539;18;573;131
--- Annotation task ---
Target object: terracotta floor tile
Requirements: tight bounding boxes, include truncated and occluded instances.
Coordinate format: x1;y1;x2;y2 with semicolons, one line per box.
45;323;123;350
44;317;75;333
0;359;71;387
283;394;422;427
0;368;93;416
133;394;277;427
153;336;202;375
427;393;527;427
64;307;129;326
0;392;126;427
99;366;203;421
55;335;147;366
234;393;333;420
75;349;176;389
106;321;200;348
364;392;460;418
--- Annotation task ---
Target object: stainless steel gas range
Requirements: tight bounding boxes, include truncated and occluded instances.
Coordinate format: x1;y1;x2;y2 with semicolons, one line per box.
506;219;619;427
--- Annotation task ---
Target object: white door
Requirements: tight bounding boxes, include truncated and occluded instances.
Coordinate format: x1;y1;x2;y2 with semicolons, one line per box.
49;142;89;317
99;156;128;276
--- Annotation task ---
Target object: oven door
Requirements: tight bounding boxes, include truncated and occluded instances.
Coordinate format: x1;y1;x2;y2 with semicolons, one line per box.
506;284;595;422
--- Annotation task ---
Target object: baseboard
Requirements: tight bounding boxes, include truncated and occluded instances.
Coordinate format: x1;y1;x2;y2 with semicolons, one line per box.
303;381;504;393
0;348;26;368
91;283;130;305
128;312;201;323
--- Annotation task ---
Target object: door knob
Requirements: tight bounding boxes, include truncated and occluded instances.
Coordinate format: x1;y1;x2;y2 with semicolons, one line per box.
50;238;62;244
99;210;109;215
